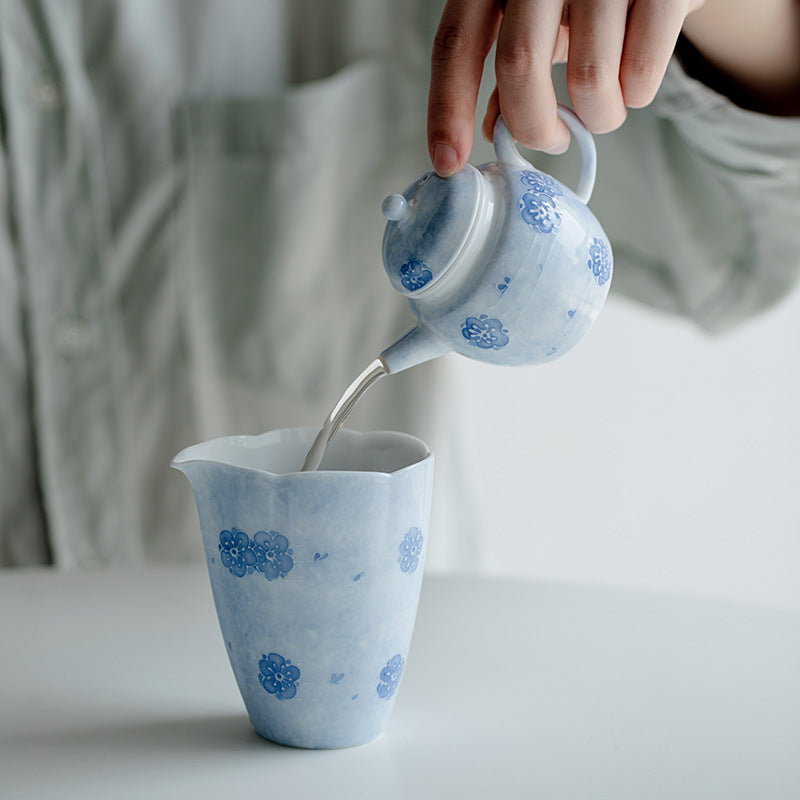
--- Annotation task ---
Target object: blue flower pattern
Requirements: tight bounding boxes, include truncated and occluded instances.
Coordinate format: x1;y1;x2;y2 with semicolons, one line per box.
519;170;562;234
399;258;433;291
462;314;509;350
520;192;561;233
587;237;611;286
252;530;294;581
219;529;257;577
231;533;423;706
377;654;405;699
399;527;424;574
520;170;562;197
259;652;300;700
218;528;294;580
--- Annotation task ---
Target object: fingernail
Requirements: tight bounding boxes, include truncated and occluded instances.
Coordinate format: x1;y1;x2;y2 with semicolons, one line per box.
544;136;570;155
432;143;459;177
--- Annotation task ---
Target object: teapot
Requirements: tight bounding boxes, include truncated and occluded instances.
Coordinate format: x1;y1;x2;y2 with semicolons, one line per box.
379;104;612;374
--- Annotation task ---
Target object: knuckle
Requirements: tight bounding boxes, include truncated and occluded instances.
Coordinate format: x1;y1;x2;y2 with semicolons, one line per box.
432;23;472;66
567;61;616;96
620;53;659;86
495;44;540;84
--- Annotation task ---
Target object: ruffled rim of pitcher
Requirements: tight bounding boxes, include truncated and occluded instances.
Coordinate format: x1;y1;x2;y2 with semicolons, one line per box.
171;427;432;478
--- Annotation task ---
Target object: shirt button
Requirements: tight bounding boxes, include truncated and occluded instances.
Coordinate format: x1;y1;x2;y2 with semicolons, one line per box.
32;75;64;110
52;316;95;356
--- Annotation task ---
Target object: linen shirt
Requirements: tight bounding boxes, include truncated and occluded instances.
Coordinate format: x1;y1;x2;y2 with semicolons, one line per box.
1;0;798;568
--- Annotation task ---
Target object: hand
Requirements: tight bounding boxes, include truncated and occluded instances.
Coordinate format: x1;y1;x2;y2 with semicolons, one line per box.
427;0;705;176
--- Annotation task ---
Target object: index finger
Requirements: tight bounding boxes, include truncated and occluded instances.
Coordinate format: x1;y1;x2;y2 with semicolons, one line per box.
428;0;501;176
494;0;570;153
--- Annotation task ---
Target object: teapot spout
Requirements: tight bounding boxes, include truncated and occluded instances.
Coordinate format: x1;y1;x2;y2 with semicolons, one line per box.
379;325;450;374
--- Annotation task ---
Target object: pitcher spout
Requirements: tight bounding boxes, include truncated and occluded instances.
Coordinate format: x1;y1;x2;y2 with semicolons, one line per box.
170;442;221;498
170;434;271;495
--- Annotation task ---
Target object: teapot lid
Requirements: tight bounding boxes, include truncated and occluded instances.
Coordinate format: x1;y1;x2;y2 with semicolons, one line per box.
381;165;483;297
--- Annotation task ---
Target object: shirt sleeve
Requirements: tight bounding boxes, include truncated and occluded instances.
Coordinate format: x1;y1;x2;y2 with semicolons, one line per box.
586;56;800;333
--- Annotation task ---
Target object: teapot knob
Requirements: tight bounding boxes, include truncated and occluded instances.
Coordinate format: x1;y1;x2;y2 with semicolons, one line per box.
381;193;410;222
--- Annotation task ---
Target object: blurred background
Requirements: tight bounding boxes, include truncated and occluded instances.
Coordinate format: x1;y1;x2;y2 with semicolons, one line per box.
432;286;800;610
3;1;797;609
180;9;800;611
359;41;800;612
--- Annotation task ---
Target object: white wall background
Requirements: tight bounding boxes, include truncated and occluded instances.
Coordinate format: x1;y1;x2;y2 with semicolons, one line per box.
430;287;800;610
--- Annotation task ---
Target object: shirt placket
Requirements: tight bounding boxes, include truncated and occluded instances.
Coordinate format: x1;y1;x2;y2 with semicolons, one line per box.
1;2;137;568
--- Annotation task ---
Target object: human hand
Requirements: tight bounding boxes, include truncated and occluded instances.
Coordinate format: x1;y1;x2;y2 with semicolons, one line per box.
427;0;706;176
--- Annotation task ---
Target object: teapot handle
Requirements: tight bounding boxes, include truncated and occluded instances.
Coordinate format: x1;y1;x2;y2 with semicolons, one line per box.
493;104;597;204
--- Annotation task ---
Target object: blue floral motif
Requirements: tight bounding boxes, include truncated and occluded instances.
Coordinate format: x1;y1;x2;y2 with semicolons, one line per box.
520;170;562;197
587;237;611;286
218;528;294;580
259;652;300;700
219;528;257;577
399;258;433;292
252;530;294;581
376;654;405;700
462;314;509;350
520;191;561;234
399;527;424;574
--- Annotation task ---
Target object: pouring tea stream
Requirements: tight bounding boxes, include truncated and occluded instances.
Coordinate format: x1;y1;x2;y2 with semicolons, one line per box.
302;105;612;471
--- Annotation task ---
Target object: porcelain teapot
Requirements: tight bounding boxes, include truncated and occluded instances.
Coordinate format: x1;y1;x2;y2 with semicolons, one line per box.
378;104;612;374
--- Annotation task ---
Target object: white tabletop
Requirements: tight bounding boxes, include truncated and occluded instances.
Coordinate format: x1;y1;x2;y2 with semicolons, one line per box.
1;566;798;799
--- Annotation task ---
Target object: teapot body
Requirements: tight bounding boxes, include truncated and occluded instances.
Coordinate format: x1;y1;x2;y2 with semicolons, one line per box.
379;108;612;373
402;162;611;366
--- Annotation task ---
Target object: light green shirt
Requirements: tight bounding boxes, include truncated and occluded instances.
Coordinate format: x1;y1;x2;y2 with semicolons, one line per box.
1;0;798;567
